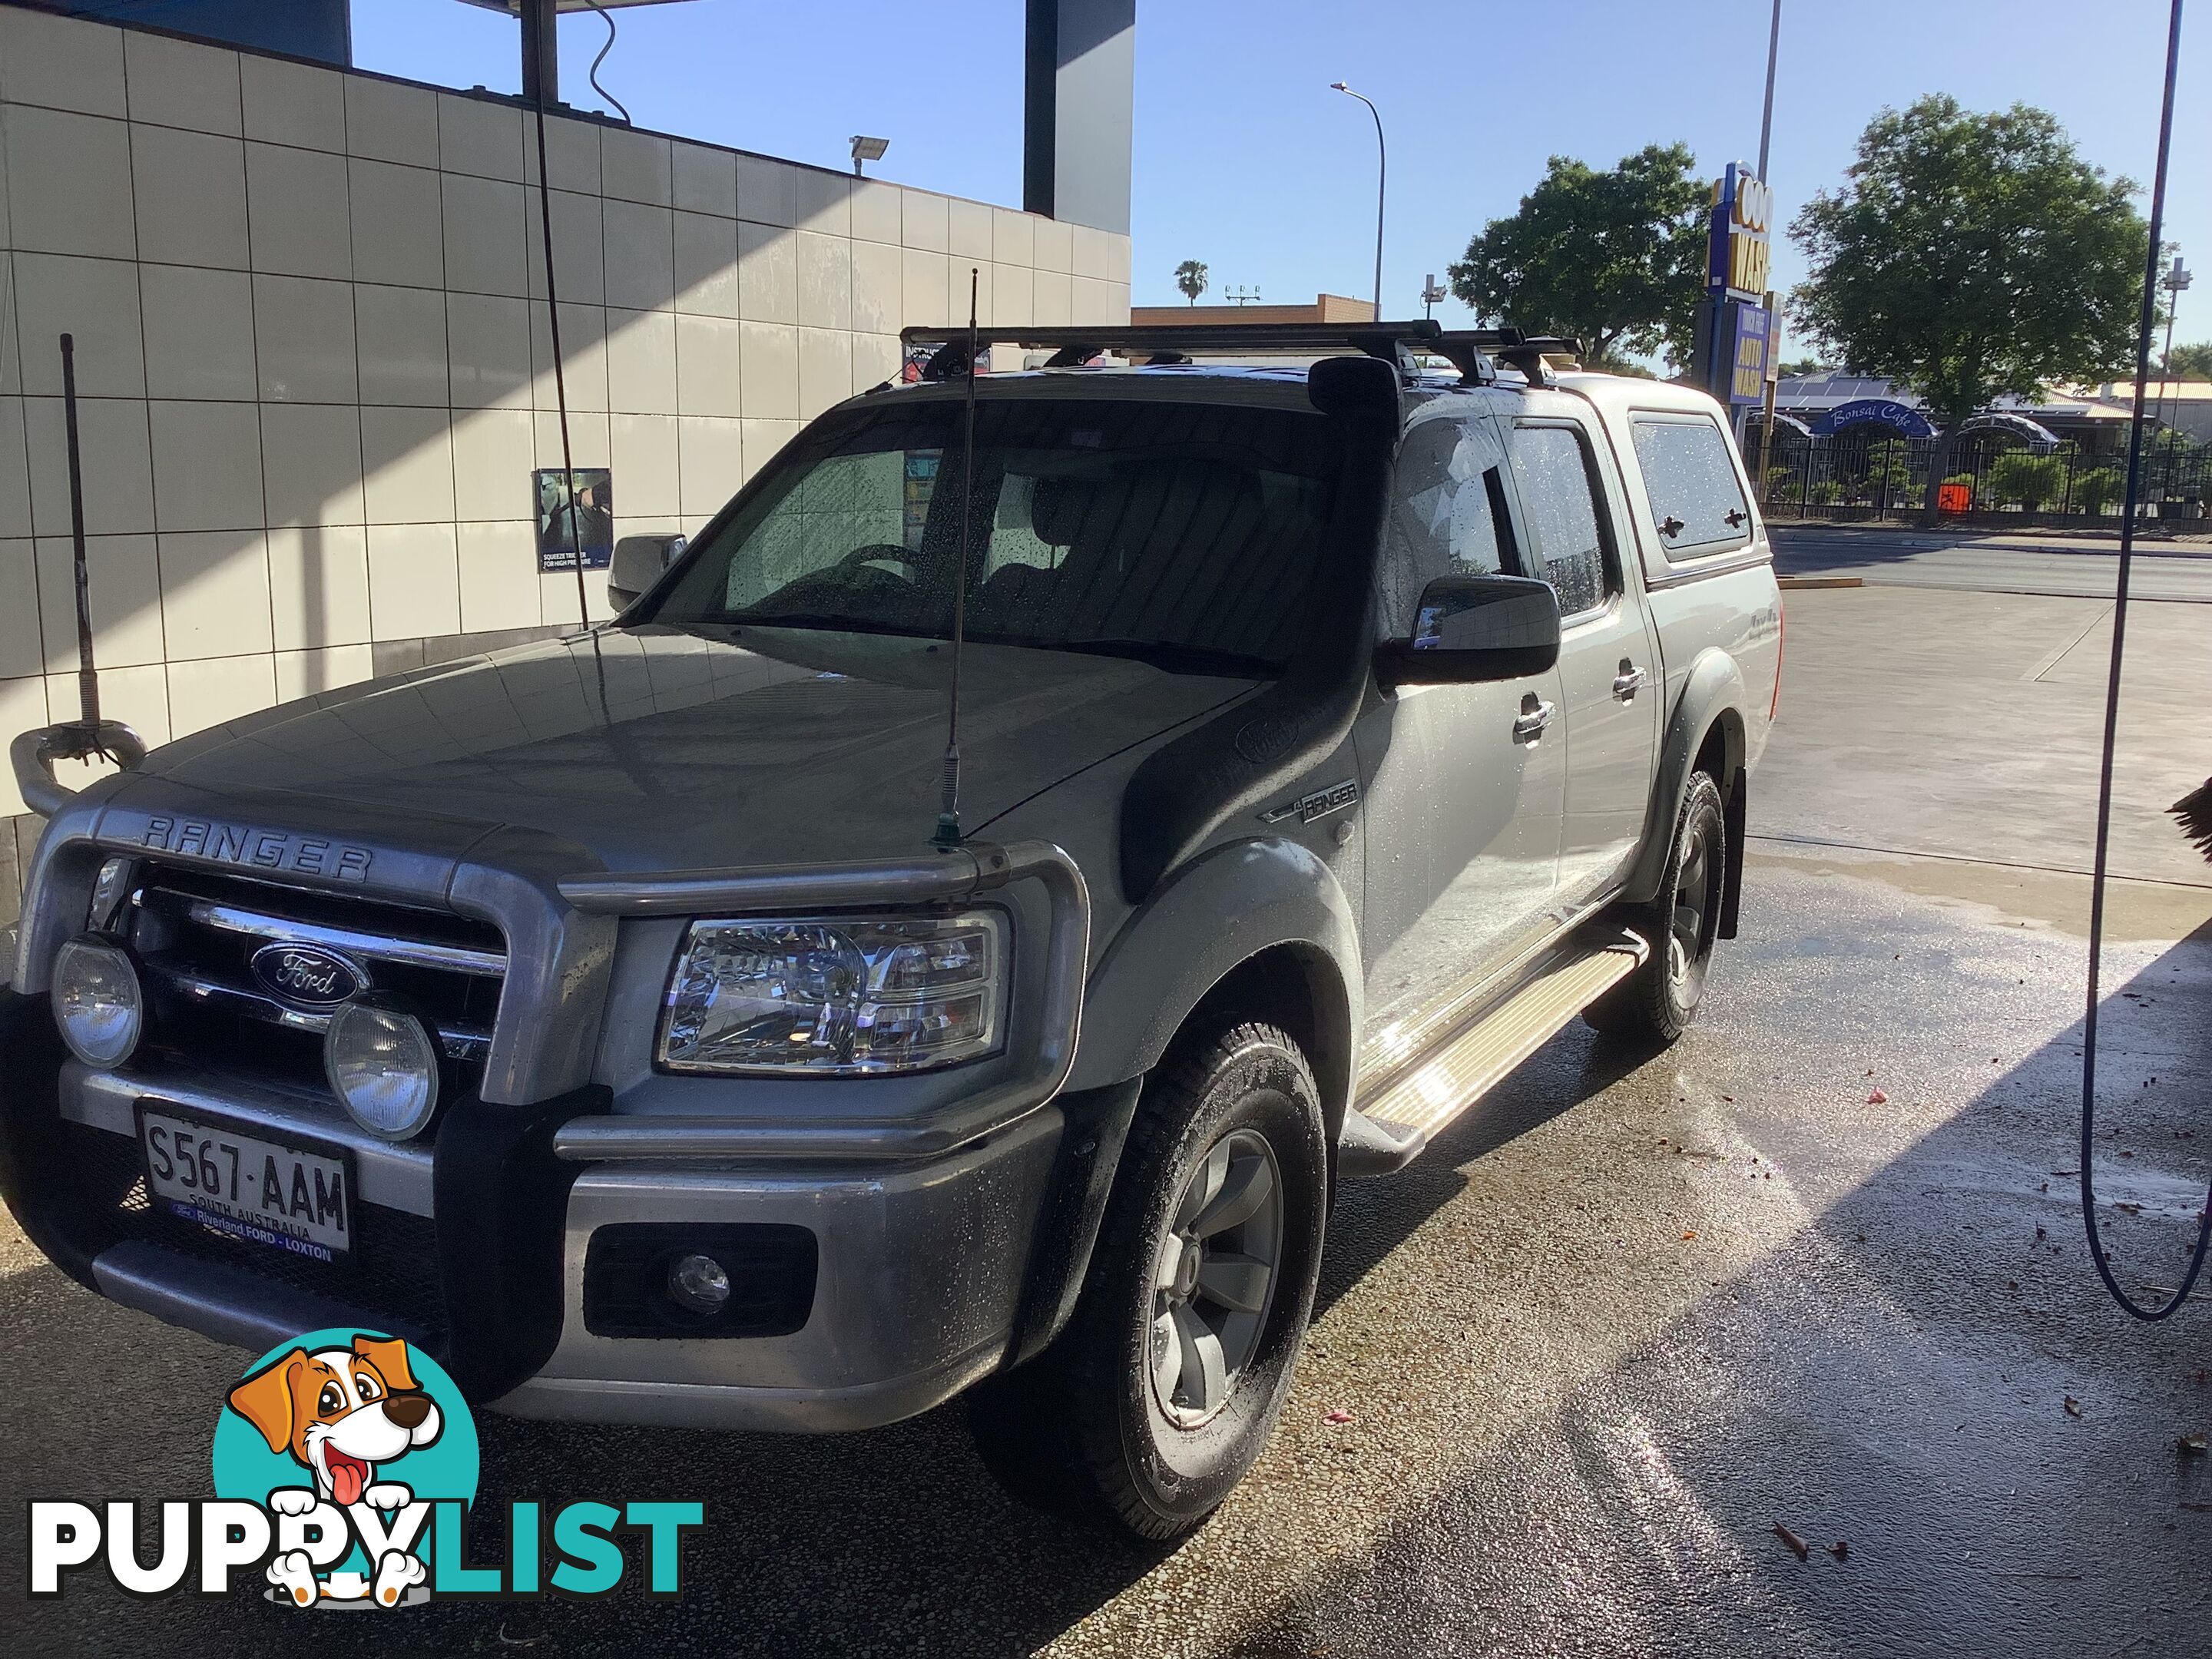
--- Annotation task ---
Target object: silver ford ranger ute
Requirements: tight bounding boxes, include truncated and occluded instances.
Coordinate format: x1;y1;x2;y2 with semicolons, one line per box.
2;323;1781;1539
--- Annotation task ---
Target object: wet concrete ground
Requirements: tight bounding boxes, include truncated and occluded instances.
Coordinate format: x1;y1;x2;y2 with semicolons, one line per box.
5;578;2211;1657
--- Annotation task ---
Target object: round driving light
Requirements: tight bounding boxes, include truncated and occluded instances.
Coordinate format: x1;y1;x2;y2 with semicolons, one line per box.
52;934;142;1068
323;995;441;1140
667;1252;732;1317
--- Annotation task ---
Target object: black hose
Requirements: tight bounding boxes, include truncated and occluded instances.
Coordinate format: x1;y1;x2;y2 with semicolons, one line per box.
578;0;634;125
2080;0;2204;1323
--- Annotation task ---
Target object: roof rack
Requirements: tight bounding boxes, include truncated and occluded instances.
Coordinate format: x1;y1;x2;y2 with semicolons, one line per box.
894;321;1584;388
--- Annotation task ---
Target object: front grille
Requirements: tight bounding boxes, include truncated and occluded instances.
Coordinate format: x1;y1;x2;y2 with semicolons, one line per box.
62;1119;449;1346
121;863;506;1098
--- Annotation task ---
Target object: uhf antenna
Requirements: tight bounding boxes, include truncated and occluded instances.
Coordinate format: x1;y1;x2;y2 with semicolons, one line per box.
931;268;983;850
59;335;101;733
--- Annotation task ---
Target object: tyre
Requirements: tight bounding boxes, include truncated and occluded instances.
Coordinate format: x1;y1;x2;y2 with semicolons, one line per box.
1585;771;1727;1045
967;1020;1328;1541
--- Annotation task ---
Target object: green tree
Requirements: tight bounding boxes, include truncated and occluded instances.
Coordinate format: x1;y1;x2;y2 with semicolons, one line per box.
2164;341;2212;380
1790;96;2147;523
1174;260;1209;306
1449;143;1707;370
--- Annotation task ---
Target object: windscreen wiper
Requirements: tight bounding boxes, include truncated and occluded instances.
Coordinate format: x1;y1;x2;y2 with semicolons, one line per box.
1032;637;1278;678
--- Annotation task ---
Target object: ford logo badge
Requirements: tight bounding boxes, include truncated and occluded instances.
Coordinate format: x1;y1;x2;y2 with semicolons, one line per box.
249;942;369;1009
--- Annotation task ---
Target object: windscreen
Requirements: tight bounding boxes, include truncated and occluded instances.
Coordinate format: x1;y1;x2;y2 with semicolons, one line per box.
644;398;1340;677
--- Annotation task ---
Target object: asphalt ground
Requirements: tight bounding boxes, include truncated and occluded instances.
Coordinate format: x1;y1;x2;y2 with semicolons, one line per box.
5;572;2212;1657
1770;523;2212;603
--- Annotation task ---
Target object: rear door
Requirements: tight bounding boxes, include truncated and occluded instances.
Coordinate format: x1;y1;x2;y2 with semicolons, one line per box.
1353;405;1565;1054
1503;410;1663;904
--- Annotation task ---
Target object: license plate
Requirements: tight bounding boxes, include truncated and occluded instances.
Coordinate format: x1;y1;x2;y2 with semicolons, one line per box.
136;1104;355;1263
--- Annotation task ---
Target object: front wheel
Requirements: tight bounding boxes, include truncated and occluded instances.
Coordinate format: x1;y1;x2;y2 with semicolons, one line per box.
1585;771;1727;1045
967;1021;1328;1540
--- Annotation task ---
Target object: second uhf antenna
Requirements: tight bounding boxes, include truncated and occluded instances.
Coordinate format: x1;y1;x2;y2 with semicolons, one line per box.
932;268;983;850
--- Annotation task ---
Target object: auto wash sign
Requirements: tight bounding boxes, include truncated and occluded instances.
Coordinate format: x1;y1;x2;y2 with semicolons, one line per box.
1707;161;1772;302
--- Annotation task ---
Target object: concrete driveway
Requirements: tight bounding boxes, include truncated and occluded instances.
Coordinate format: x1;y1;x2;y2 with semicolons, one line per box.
5;575;2210;1657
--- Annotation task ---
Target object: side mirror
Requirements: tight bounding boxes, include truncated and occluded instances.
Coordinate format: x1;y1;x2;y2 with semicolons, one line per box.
608;533;687;611
1375;573;1561;689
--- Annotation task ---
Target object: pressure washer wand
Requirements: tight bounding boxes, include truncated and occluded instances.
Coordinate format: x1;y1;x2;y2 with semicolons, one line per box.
932;269;982;850
60;334;101;732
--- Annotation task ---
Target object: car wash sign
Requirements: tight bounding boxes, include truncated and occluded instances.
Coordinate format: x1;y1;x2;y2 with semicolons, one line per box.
1707;161;1772;303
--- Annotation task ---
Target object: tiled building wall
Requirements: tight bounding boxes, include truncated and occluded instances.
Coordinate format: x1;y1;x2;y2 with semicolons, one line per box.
0;4;1133;849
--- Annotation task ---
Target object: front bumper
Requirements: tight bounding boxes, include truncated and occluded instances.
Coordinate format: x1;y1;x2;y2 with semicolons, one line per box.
0;994;1110;1433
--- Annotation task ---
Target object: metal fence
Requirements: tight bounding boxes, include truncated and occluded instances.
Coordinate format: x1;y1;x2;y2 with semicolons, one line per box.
1749;426;2211;530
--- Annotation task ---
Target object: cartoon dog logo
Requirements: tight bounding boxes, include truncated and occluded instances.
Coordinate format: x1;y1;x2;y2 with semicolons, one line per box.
227;1334;442;1607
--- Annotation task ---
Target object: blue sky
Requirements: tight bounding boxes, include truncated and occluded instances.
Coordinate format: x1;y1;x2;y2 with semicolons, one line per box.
353;1;2210;359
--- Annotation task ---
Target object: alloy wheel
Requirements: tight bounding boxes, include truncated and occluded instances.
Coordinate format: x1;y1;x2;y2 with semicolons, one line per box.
1147;1128;1284;1428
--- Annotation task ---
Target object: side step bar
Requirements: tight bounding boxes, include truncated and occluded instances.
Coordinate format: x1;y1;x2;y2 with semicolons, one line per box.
1336;931;1648;1178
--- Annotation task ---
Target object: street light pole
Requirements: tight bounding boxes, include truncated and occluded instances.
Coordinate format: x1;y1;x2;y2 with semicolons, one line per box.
1756;0;1782;183
1331;82;1386;318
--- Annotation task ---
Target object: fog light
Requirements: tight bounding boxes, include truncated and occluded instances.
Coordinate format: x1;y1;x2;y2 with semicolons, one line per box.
324;995;440;1140
53;934;142;1068
667;1252;731;1316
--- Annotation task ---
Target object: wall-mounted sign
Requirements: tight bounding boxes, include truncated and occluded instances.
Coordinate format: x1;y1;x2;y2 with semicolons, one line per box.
535;468;614;571
1707;161;1772;303
1809;399;1938;440
1727;303;1773;406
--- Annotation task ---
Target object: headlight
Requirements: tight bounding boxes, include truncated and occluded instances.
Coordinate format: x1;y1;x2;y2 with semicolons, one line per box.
324;995;441;1139
53;934;143;1068
659;911;1006;1075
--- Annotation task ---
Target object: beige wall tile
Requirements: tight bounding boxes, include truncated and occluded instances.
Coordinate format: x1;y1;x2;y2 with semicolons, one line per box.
366;522;460;639
1031;267;1072;327
674;313;742;419
1070;224;1112;281
601;127;673;207
158;528;271;659
141;265;257;401
36;533;163;667
795;233;851;332
1073;275;1120;326
1033;216;1073;275
795;168;848;238
849;238;901;335
438;92;523;182
949;197;992;262
902;247;949;327
246;143;351;280
523;189;603;305
604;307;677;416
45;661;167;755
603;198;675;312
736;155;796;227
450;406;536;522
267;523;370;650
0;541;41;679
0;400;25;539
25;396;154;535
737;323;798;422
262;405;365;528
899;188;949;253
4;104;136;259
0;8;126;117
276;644;375;702
149;400;263;531
532;409;610;470
131;126;247;268
118;31;242;133
442;172;528;298
345;75;439;168
992;207;1035;269
952;259;990;327
240;55;345;152
529;302;609;413
672;210;740;317
740;416;800;484
851;333;899;392
349;159;444;288
539;568;617;627
797;328;852;421
254;274;356;404
11;253;144;397
355;284;449;407
524;114;600;194
446;292;533;410
991;262;1033;329
849;178;900;245
0;675;51;815
677;416;742;518
737;221;797;324
167;651;274;738
360;406;455;524
671;142;736;217
610;412;680;516
457;520;541;632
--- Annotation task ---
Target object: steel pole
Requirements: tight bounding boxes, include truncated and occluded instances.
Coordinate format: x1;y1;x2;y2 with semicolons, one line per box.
1756;0;1782;182
1333;85;1386;316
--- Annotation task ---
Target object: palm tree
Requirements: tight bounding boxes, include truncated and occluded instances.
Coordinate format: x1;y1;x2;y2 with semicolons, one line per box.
1174;260;1209;306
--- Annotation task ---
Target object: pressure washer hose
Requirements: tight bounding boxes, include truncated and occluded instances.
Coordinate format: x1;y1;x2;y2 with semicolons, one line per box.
2078;0;2206;1322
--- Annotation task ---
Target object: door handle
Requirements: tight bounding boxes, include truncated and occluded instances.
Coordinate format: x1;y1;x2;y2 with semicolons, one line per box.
1612;664;1646;701
1512;698;1555;742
